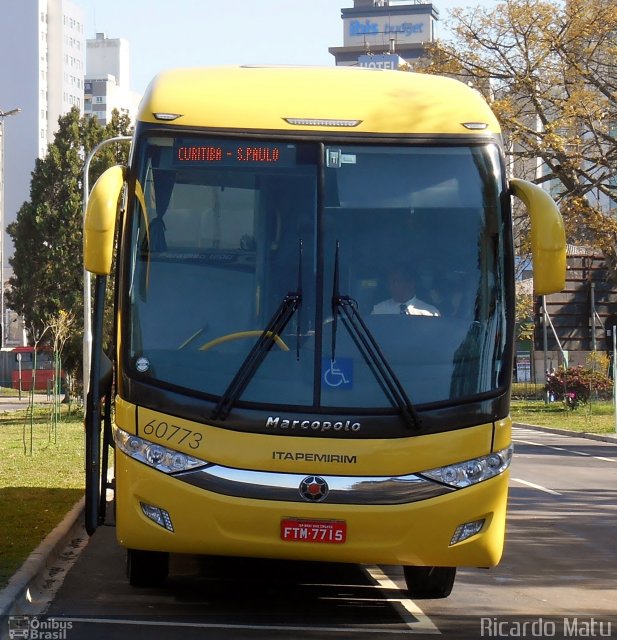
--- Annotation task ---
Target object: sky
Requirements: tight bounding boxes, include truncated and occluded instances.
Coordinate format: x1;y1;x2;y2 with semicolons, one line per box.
76;0;494;96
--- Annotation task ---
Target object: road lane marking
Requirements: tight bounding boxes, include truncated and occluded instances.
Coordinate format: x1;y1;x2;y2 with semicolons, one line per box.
513;436;616;464
61;567;442;636
511;477;561;495
61;571;442;637
364;565;441;635
60;616;431;635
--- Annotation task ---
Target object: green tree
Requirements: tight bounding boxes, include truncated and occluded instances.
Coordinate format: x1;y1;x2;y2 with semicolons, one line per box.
419;0;617;274
7;107;132;376
515;285;535;342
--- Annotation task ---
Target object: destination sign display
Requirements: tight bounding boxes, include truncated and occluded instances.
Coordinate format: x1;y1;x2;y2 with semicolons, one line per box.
173;140;297;167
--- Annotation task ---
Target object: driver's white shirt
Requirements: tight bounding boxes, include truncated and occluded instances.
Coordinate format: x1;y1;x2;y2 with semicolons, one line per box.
371;296;440;316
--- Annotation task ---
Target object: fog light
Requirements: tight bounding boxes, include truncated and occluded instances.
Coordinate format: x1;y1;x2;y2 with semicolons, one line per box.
140;502;174;532
450;518;485;545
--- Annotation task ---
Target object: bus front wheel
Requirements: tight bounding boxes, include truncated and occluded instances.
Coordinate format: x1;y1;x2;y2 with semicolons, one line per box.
126;549;169;587
403;566;456;599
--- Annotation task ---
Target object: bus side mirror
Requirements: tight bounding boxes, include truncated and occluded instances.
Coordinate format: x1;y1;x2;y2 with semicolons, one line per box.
510;178;566;295
84;165;125;275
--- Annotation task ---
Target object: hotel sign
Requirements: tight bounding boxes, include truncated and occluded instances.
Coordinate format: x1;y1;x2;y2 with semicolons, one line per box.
358;54;405;70
343;13;432;46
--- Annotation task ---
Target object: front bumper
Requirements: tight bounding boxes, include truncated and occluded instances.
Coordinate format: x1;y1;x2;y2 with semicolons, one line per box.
115;452;509;568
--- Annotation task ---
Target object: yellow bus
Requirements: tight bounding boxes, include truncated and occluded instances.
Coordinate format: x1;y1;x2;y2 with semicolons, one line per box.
84;66;565;597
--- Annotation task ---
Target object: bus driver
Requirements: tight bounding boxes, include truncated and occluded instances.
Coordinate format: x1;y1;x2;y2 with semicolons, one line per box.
371;264;440;317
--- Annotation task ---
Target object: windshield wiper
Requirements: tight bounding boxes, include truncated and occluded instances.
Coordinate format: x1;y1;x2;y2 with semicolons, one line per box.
331;241;421;430
211;241;303;421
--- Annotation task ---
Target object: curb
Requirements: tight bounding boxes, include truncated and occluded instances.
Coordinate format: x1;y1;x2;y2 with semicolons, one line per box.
513;422;617;444
0;497;86;619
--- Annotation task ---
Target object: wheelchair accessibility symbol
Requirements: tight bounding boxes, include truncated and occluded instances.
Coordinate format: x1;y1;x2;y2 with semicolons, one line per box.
322;357;353;389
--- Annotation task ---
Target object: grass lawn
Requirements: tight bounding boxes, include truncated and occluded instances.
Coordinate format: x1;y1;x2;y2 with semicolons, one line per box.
510;399;617;435
0;407;84;589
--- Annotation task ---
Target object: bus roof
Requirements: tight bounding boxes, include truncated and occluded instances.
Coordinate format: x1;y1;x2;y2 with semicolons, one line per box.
137;66;501;137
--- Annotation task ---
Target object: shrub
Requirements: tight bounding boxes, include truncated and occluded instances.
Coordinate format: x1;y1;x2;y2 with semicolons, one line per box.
511;382;544;400
545;365;613;409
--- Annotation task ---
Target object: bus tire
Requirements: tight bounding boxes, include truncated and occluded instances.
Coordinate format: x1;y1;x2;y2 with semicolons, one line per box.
403;566;456;599
126;549;169;587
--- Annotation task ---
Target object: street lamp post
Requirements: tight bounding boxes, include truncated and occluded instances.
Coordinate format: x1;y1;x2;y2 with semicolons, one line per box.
0;107;21;349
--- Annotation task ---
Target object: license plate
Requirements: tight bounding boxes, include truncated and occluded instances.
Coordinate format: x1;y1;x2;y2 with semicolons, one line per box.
281;518;347;543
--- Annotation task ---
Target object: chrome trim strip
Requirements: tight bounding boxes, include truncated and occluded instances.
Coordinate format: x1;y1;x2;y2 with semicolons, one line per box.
175;465;454;505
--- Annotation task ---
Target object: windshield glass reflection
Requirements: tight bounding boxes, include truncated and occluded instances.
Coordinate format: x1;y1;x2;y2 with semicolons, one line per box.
126;138;507;411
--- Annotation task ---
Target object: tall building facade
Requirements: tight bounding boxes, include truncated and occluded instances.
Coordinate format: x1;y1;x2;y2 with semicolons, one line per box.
84;33;140;125
0;0;85;344
0;0;85;212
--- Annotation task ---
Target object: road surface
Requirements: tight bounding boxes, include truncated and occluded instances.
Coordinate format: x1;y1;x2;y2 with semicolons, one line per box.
21;426;617;639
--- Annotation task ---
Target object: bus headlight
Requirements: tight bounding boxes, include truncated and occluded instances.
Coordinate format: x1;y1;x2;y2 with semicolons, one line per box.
113;426;208;474
420;445;513;489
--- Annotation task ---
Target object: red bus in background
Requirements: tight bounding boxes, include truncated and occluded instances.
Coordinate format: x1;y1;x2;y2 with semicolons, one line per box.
11;346;58;392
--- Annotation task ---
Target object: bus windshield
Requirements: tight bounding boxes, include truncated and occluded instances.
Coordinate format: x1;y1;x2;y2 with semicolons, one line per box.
126;136;507;412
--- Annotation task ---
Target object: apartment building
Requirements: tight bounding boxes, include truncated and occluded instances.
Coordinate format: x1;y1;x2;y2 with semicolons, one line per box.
85;32;140;126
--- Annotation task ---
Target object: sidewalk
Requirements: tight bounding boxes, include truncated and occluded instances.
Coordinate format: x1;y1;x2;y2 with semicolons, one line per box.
0;393;59;413
0;500;86;623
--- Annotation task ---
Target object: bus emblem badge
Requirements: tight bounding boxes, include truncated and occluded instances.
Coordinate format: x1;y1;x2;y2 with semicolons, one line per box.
299;476;329;502
135;357;150;373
